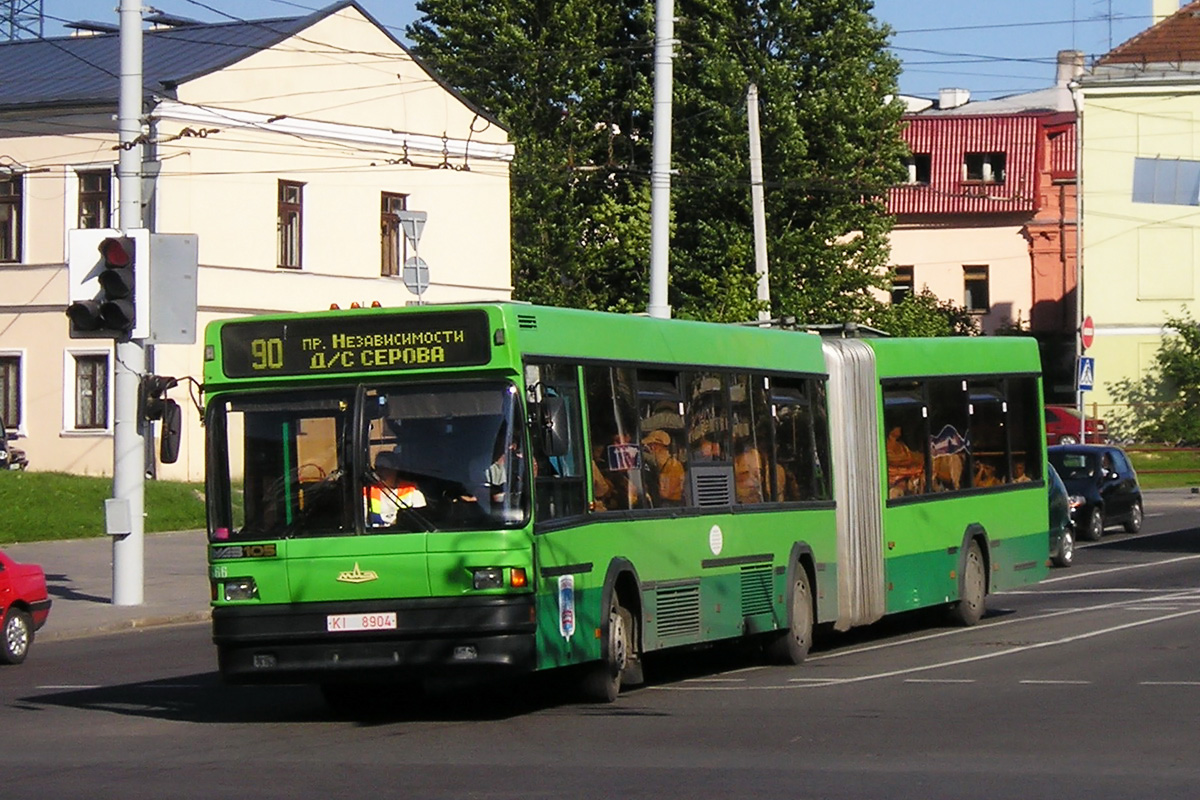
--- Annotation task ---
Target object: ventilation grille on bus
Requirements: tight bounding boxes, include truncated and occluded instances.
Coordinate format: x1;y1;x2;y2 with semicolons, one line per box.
655;583;701;638
691;466;733;507
516;314;538;330
740;563;774;617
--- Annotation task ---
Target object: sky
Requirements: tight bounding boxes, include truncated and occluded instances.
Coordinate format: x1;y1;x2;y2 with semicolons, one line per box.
38;0;1158;100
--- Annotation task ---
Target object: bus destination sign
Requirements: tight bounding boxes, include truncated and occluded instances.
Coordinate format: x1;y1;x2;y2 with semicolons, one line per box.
220;310;492;378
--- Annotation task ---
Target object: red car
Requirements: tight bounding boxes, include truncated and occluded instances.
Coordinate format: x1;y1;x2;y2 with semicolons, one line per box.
0;550;51;664
1045;405;1107;445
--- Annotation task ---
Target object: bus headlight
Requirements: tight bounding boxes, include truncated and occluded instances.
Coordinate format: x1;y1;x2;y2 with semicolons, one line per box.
472;567;504;590
223;578;259;601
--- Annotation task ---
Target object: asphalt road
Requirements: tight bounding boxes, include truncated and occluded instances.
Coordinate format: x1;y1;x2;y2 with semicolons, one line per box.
2;498;1197;799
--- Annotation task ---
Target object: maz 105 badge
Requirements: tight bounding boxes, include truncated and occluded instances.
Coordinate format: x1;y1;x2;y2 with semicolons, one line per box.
211;544;277;560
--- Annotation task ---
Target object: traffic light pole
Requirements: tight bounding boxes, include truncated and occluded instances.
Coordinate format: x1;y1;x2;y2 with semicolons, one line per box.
112;0;144;606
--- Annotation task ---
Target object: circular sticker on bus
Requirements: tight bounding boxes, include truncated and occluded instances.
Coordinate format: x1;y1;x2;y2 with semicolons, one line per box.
709;524;723;556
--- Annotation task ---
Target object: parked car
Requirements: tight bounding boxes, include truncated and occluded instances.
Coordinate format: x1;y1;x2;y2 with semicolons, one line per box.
0;550;51;664
0;416;28;471
1047;444;1143;542
1045;404;1107;445
1048;464;1074;567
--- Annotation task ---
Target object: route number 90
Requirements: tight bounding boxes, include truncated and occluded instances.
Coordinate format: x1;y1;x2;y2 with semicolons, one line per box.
250;338;284;371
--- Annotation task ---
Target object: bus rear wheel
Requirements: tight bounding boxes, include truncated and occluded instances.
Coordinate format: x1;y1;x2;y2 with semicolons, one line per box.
582;597;634;703
948;540;986;626
767;568;813;665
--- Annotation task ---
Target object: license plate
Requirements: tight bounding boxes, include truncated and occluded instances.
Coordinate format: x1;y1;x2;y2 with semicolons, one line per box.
326;612;397;632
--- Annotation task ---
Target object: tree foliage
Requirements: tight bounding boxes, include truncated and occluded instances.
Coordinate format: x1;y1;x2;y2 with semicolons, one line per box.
408;0;908;323
867;288;979;338
1107;310;1200;444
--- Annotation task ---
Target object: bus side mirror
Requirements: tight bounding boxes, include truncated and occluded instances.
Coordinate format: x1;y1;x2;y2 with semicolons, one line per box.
539;396;569;457
159;400;182;464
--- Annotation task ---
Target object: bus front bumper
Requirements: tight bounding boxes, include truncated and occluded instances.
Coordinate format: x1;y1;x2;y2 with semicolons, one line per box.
213;595;536;683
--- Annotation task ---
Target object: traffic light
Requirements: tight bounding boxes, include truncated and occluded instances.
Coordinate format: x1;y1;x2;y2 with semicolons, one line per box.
66;234;138;339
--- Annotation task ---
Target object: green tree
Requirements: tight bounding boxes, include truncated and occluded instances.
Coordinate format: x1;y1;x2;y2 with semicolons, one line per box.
867;288;979;337
1108;310;1200;444
408;0;907;322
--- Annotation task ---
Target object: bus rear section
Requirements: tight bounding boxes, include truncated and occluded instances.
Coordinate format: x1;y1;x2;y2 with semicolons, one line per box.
823;337;1050;632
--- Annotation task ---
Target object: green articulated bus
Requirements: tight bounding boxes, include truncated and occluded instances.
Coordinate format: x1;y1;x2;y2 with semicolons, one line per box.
202;303;1049;704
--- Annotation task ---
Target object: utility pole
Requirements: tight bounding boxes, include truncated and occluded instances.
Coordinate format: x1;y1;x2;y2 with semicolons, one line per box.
112;0;145;605
747;84;770;322
647;0;674;320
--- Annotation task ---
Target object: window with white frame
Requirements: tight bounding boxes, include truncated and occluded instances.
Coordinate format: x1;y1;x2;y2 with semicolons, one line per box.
0;354;20;428
72;352;110;430
381;192;410;277
277;180;303;269
78;168;113;229
0;171;22;262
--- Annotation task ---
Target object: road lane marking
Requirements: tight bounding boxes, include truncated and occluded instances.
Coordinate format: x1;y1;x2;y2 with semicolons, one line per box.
36;685;102;690
1036;553;1200;584
657;602;1200;692
904;679;975;683
1019;680;1090;685
1140;681;1200;686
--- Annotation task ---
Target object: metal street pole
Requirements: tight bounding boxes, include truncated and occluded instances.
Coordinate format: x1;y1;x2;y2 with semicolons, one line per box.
747;84;770;322
647;0;674;320
112;0;145;605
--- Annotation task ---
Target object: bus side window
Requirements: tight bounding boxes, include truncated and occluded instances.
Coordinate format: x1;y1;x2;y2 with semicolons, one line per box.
731;373;771;505
968;381;1009;487
525;363;587;520
583;366;645;511
771;377;818;502
927;379;969;493
883;382;928;499
1005;376;1042;483
637;368;686;508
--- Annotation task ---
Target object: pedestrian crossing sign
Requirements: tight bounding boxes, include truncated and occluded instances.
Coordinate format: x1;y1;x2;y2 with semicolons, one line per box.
1078;356;1095;392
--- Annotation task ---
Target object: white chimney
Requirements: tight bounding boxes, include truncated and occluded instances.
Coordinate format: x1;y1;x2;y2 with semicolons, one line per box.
1056;50;1085;85
939;88;970;109
1153;0;1181;24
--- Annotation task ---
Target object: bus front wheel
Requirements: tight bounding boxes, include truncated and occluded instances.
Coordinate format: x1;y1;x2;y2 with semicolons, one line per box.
583;596;633;703
767;568;813;665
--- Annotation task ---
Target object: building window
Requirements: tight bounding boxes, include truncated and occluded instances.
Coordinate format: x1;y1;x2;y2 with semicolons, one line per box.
78;169;112;229
381;192;409;277
891;266;914;305
904;154;931;185
277;180;304;269
0;355;20;428
0;172;21;262
1132;157;1200;206
964;152;1006;184
74;353;109;430
964;265;990;313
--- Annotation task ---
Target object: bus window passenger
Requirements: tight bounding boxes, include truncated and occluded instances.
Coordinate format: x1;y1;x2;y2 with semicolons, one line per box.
642;429;684;506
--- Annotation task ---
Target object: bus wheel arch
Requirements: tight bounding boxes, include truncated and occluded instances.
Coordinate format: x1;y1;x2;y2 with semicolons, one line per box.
949;526;989;626
583;559;643;702
767;543;817;665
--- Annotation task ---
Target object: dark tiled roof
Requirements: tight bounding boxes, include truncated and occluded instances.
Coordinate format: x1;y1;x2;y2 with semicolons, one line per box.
0;5;338;109
1098;0;1200;65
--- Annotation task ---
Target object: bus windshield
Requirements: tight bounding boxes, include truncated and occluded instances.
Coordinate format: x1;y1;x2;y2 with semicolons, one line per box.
207;381;529;541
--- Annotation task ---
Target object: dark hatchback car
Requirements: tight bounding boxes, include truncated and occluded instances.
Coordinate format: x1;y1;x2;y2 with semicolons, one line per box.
1047;444;1143;542
1047;464;1074;567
